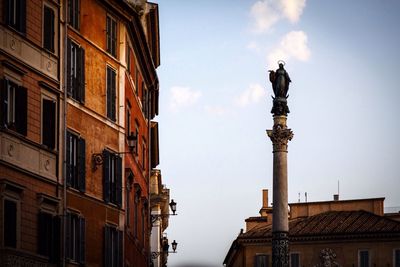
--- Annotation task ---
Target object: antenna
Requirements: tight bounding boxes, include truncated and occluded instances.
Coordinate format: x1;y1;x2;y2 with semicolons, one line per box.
305;192;308;202
298;192;300;203
338;180;340;195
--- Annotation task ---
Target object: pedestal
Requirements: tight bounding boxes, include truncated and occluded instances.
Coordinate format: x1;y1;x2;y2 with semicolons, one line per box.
267;115;293;267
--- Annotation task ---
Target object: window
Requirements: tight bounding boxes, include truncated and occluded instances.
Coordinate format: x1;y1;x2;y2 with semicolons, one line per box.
66;131;86;192
142;87;148;119
141;206;145;245
0;78;27;136
43;5;55;52
3;199;17;247
42;97;56;149
66;212;85;264
141;138;146;170
394;249;400;267
103;150;122;206
106;15;117;57
5;0;26;33
67;39;85;103
134;121;139;156
68;0;80;30
359;250;369;267
290;253;299;267
106;66;116;121
126;102;131;135
126;45;131;74
254;254;269;267
104;225;122;267
133;187;140;238
38;212;60;262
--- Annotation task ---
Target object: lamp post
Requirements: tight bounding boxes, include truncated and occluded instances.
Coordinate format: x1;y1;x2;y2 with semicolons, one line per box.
151;238;178;259
151;199;178;224
267;61;293;267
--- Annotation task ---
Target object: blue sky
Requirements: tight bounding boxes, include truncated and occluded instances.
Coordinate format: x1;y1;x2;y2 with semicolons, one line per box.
152;1;400;266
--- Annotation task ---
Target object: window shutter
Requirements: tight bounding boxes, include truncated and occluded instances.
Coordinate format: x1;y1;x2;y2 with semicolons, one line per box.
43;99;56;149
79;217;86;264
67;39;72;96
4;0;11;25
111;70;116;121
15;86;27;136
66;132;72;186
44;7;54;51
76;0;80;30
78;137;86;192
51;216;61;263
37;212;47;255
79;47;85;103
117;230;123;267
65;213;71;259
104;226;110;267
116;155;122;207
18;0;26;34
0;79;8;127
106;68;112;119
106;17;110;53
103;150;110;203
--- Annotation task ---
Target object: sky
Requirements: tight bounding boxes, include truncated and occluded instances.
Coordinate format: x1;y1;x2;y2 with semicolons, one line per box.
151;1;400;266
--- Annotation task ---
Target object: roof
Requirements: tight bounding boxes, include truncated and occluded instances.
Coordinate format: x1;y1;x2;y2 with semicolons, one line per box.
240;210;400;240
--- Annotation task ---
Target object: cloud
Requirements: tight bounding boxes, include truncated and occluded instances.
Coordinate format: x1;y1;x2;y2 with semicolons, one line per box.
235;84;266;107
169;86;202;111
204;105;228;116
267;30;310;68
279;0;306;23
249;0;306;33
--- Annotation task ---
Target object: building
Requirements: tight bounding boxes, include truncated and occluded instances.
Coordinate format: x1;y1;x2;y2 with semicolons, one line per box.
0;0;62;265
1;0;165;266
150;169;171;267
224;190;400;267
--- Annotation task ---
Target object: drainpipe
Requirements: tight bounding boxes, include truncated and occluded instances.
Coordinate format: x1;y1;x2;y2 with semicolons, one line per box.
62;0;68;266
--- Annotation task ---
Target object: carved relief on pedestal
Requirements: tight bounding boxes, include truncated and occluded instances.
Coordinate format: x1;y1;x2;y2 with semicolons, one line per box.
267;123;293;152
313;248;341;267
272;231;289;267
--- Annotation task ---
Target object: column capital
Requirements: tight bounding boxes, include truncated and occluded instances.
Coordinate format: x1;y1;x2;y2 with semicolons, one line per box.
267;124;293;152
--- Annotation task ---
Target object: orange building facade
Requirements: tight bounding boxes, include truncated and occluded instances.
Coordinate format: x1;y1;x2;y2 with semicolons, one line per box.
0;0;162;266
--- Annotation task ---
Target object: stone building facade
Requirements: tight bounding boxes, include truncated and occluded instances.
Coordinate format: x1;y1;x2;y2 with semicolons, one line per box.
0;0;165;266
224;191;400;267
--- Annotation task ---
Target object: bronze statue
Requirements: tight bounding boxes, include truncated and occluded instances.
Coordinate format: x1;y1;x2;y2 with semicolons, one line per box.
268;61;291;116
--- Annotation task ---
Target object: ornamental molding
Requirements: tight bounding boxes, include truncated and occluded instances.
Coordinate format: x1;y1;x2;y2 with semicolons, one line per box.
267;124;293;152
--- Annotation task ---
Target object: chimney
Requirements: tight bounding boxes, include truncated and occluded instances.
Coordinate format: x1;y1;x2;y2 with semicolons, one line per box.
333;194;339;201
262;189;269;208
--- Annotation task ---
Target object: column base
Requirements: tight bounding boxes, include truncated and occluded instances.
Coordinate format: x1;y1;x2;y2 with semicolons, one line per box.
272;231;289;267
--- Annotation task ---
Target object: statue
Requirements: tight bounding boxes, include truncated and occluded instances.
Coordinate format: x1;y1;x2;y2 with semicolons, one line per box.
268;61;291;116
313;248;342;267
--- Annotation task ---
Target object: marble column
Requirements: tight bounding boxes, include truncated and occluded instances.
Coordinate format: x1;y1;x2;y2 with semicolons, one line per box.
267;115;293;267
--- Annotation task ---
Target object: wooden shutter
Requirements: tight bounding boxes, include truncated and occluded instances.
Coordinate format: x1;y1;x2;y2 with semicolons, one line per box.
104;226;110;266
75;0;80;30
117;230;123;267
116;155;122;207
66;213;71;258
78;137;86;192
51;216;61;263
111;69;116;121
66;132;72;186
106;17;110;53
15;86;27;136
79;47;85;103
43;6;54;52
4;0;11;26
0;79;8;127
103;150;110;203
42;99;56;149
106;67;112;119
18;0;26;34
37;212;48;255
67;39;72;96
79;217;85;264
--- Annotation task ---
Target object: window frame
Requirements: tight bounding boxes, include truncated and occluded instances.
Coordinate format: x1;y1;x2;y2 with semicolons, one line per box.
43;3;56;53
106;15;118;57
103;150;122;206
290;252;300;267
68;0;80;30
41;92;57;150
66;130;86;192
66;211;85;264
104;225;122;267
254;254;269;267
394;249;400;267
5;0;26;34
67;38;85;103
359;249;370;267
106;65;117;121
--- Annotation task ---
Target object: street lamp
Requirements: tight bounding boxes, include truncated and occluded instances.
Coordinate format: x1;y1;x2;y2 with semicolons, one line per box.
171;240;178;253
151;199;178;224
151;239;178;259
169;199;177;215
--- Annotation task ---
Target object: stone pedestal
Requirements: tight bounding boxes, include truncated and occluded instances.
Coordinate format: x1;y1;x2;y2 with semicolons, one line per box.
267;115;293;267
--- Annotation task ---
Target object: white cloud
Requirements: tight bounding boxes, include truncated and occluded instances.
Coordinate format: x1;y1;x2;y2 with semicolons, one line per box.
169;86;202;111
249;0;306;33
246;41;260;51
204;105;228;116
267;30;310;68
250;1;280;33
279;0;306;23
235;84;267;107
